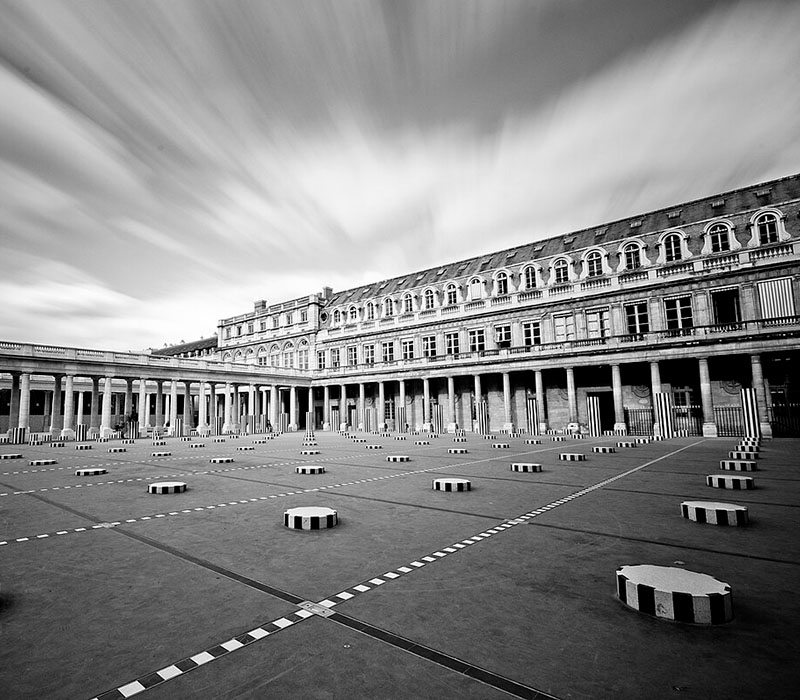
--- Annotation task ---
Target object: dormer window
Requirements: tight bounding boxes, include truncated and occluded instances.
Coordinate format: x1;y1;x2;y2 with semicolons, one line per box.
756;212;779;244
384;298;395;317
445;283;458;306
663;233;683;263
365;302;375;321
469;278;483;300
348;306;358;322
623;243;642;270
496;271;508;296
523;266;537;290
585;251;603;278
423;288;435;309
402;293;414;314
552;259;569;285
332;309;341;325
709;223;731;253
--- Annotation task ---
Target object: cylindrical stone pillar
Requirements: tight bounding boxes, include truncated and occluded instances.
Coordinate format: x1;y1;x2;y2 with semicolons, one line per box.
50;375;64;435
358;383;365;430
447;376;456;430
502;372;513;430
155;380;164;430
100;377;114;437
138;379;148;433
169;380;179;434
566;367;577;426
223;383;233;433
90;377;101;433
323;385;331;430
62;375;76;438
289;385;297;430
535;369;547;431
611;364;625;432
750;354;772;438
183;381;194;431
423;378;431;429
18;373;31;430
698;358;717;437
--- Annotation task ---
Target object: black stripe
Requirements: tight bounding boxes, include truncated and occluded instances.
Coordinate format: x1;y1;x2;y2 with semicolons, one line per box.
637;584;656;616
736;510;749;526
716;509;729;526
672;592;695;623
696;507;707;524
174;657;198;672
617;573;627;603
681;504;689;519
708;592;729;624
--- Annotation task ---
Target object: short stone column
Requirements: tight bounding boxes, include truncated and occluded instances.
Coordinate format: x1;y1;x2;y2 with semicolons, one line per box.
61;374;76;440
698;358;718;437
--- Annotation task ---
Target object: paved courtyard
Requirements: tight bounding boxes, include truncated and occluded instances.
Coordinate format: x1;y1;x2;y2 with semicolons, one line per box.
0;431;798;699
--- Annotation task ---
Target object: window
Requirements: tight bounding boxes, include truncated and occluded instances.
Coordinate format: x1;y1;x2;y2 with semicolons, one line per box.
495;324;512;347
586;309;610;338
332;310;341;325
401;339;414;360
623;243;642;269
347;346;357;366
424;289;435;309
247;322;254;334
300;310;308;323
384;298;394;317
553;314;575;342
468;328;485;352
316;350;326;369
269;346;280;366
552;259;570;284
663;234;682;263
708;224;731;253
522;321;541;346
282;344;294;368
258;356;269;366
523;266;537;290
298;345;309;370
469;278;483;300
496;272;509;296
585;251;603;278
711;288;741;326
756;213;779;244
382;341;395;363
625;302;649;334
272;316;279;329
664;296;693;332
445;331;460;355
348;306;358;322
363;344;375;365
225;327;231;339
384;398;395;421
331;348;340;368
402;294;414;314
445;284;458;306
422;335;436;358
236;325;242;336
260;320;267;331
285;312;293;325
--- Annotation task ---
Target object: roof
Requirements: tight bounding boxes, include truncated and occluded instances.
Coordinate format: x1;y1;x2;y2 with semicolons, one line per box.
152;337;218;356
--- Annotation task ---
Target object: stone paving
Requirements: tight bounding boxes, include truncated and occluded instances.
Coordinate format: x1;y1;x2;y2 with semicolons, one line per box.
0;432;798;699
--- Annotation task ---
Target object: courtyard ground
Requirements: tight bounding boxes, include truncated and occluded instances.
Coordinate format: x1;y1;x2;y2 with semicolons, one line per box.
0;430;798;699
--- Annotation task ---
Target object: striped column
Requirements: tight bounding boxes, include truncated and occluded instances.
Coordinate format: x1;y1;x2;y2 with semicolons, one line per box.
654;392;674;439
422;378;431;431
90;376;100;435
587;395;602;437
289;385;297;431
223;383;233;433
432;404;443;434
184;381;194;432
376;382;385;431
526;396;539;436
323;385;331;430
154;379;164;431
650;361;662;436
476;400;489;435
396;405;407;433
358;383;366;430
169;380;179;436
137;379;148;435
741;388;760;438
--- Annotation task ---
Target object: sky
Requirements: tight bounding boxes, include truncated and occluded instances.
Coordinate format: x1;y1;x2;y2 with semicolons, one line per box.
1;0;799;352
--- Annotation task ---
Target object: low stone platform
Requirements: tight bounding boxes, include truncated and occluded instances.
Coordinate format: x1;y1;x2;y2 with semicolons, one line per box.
617;441;635;448
387;455;410;462
729;451;759;460
151;451;172;457
681;501;749;526
108;447;126;453
210;457;234;464
706;474;755;490
560;453;586;461
491;443;510;449
616;564;733;624
365;444;382;450
76;468;106;476
300;449;320;455
30;459;57;466
593;446;616;453
148;482;187;494
525;439;542;445
50;442;65;448
432;478;471;492
719;460;757;471
1;453;23;460
76;444;92;450
414;440;430;446
511;463;542;472
284;506;338;530
448;448;468;454
453;437;467;443
189;443;205;449
296;465;325;474
237;446;255;451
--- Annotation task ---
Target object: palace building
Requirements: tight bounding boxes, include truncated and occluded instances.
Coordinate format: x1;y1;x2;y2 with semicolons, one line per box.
1;173;799;440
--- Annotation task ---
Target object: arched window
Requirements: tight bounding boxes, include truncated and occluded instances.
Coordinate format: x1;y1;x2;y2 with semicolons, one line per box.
365;302;375;321
269;345;280;367
297;341;309;370
423;288;435;309
756;213;779;244
469;278;483;300
663;233;683;263
585;251;603;278
708;223;731;253
257;347;268;366
552;259;569;285
623;243;642;270
402;293;414;314
332;309;341;325
445;283;458;306
282;343;295;369
384;298;395;317
523;266;537;290
348;306;358;322
496;271;509;296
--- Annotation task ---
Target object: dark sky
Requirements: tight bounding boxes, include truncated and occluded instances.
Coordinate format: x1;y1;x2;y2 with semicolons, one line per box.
1;0;799;350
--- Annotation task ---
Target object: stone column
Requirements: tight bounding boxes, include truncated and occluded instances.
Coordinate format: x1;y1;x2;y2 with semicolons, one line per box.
270;384;279;431
90;376;101;435
289;385;297;431
399;379;406;431
62;375;76;439
649;360;662;436
502;371;514;431
223;383;233;433
124;378;134;424
340;383;347;430
137;379;148;435
698;357;717;437
169;380;179;435
18;373;31;431
198;382;208;433
611;364;626;433
247;384;256;433
358;383;365;430
50;375;64;436
155;380;164;431
447;376;456;432
566;367;578;430
376;382;385;431
8;373;20;430
209;383;217;433
44;391;52;430
474;374;482;433
100;376;114;437
183;381;194;432
77;389;85;426
750;354;773;438
323;385;331;430
422;378;432;431
535;369;547;431
308;386;315;431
